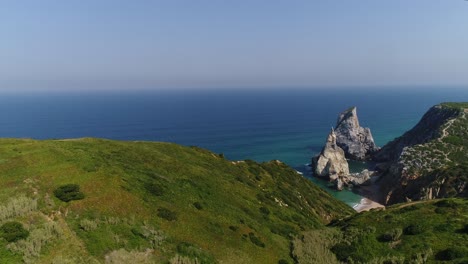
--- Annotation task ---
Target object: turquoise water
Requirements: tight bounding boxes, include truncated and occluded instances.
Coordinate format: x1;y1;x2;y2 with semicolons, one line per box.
0;87;467;206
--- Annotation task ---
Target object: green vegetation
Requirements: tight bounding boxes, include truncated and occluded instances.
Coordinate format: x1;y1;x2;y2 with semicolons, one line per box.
397;103;468;200
330;198;468;263
54;184;85;202
0;222;29;242
440;102;468;110
0;138;352;263
0;136;465;263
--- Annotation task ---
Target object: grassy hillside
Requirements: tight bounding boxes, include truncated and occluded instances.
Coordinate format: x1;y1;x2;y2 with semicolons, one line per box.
0;138;353;263
329;198;468;263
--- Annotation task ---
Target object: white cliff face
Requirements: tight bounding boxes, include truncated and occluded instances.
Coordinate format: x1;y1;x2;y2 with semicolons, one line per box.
335;107;379;160
314;129;350;179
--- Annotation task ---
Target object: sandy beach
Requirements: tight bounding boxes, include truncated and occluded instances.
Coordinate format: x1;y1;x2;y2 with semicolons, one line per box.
353;197;385;212
353;176;385;212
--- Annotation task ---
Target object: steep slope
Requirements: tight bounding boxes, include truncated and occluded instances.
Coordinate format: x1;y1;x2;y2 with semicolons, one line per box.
313;129;349;179
329;198;468;263
374;103;468;204
0;138;353;263
335;107;379;160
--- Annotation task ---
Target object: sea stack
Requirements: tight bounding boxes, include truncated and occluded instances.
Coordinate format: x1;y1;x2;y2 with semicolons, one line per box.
313;129;350;189
335;107;379;160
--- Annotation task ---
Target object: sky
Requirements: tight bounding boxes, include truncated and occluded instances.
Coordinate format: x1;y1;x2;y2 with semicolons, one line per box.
1;0;468;91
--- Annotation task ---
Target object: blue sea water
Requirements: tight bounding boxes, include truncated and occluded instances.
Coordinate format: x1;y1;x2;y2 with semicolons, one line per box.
1;87;467;206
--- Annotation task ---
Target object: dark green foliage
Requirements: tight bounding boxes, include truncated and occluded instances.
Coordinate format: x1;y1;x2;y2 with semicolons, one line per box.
193;202;203;210
176;242;216;263
381;228;402;242
259;206;270;216
228;225;238;232
248;232;265;248
278;259;289;264
270;223;298;238
459;224;468;234
53;184;85;202
331;199;467;263
157;207;177;221
0;222;29;242
435;199;460;208
145;182;165;196
404;224;425;235
443;135;463;145
331;243;351;261
436;247;467;261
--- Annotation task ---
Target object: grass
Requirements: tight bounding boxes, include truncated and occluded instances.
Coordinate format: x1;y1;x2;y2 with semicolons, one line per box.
0;138;353;263
330;198;468;263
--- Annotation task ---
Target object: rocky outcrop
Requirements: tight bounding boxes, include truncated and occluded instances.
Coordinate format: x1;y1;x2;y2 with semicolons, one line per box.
335;107;379;160
373;105;460;162
374;103;468;204
313;129;349;180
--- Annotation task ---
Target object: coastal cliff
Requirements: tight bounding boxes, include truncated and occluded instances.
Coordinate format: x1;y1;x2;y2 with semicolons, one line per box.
313;129;350;190
312;127;372;190
335;107;379;160
374;103;468;204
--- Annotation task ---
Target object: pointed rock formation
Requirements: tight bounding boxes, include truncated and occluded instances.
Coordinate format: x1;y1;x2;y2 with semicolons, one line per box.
313;129;349;180
335;107;379;160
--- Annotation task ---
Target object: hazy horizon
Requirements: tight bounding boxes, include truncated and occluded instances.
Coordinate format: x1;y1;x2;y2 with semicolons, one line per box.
1;1;468;92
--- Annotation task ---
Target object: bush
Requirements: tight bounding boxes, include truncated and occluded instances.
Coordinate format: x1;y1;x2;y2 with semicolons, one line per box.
435;199;459;208
193;202;203;210
79;219;98;231
157;208;177;221
53;184;84;202
381;228;403;242
459;224;468;234
259;206;270;216
404;224;425;235
278;259;289;264
248;232;265;248
145;183;165;196
176;242;216;263
0;222;29;242
436;248;467;261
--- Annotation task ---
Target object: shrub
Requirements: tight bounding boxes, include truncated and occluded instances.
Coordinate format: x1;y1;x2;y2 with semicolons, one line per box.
259;206;270;216
248;232;265;248
157;208;177;221
435;199;459;208
0;222;29;242
404;224;425;235
459;224;468;234
381;228;403;242
145;182;165;196
270;223;297;238
193;202;203;210
79;219;99;231
0;196;38;222
278;259;289;264
53;184;84;202
436;248;467;261
6;222;63;263
176;242;215;263
105;248;155;264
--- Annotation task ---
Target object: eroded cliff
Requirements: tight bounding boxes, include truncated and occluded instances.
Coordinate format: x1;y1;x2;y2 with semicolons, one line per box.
375;103;468;204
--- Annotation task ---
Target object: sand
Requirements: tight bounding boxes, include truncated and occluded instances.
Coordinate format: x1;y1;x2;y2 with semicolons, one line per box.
353;198;385;212
353;176;385;212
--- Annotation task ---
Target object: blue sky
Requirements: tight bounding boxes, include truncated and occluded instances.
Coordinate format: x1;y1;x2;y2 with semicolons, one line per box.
1;0;467;91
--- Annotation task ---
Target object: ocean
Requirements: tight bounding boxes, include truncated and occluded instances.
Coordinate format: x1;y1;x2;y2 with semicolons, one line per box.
1;87;467;207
